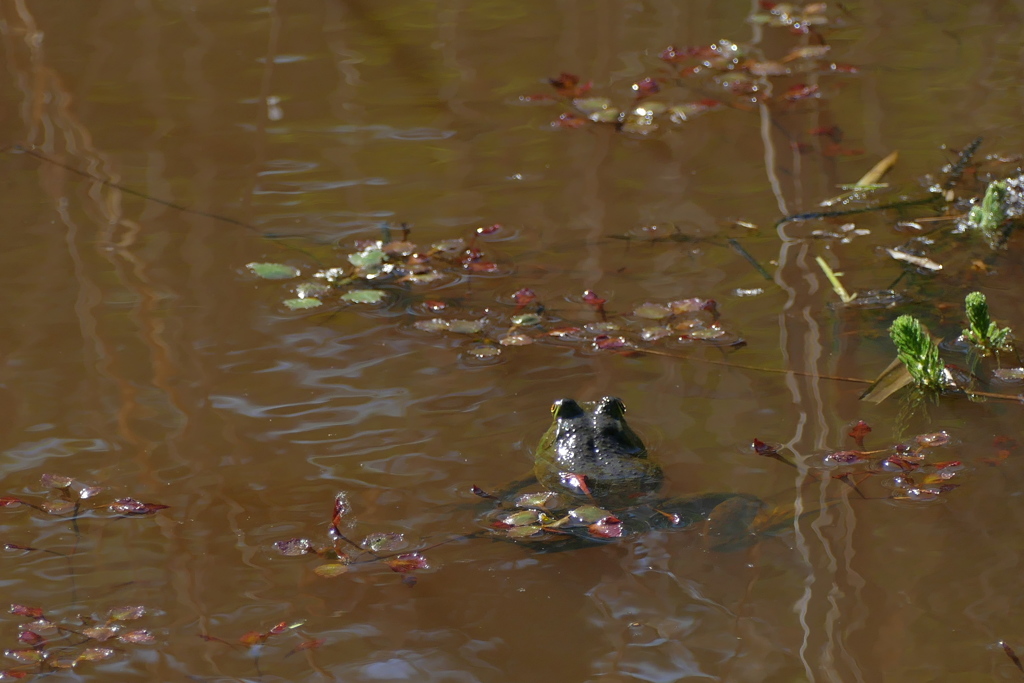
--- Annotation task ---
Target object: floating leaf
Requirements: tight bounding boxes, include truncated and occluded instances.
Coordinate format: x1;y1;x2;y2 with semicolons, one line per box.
0;498;22;508
414;318;450;333
247;262;300;279
283;298;322;310
77;485;103;499
273;538;314;557
589;516;624;538
570;505;614;524
594;335;630;350
117;630;155;644
640;327;672;342
508;525;543;539
362;532;406;553
634;303;671;319
9;606;42;619
313;563;349;578
468;345;501;359
41;473;73;489
296;282;330;299
386;553;429;574
347;248;386;269
447;319;486;334
511;313;542;326
82;626;119;642
514;492;563;510
239;631;264;646
431;239;466;254
4;650;43;664
993;368;1024;382
76;647;115;663
848;420;872;449
916;431;950;448
501;510;546;527
341;289;387;304
39;500;74;515
108;499;169;515
500;334;533;346
108;605;145;621
584;322;620;334
16;631;43;647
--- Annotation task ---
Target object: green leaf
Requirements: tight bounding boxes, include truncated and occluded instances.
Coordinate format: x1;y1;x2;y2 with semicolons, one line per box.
313;563;349;578
511;313;542;326
634;302;671;319
247;262;300;279
347;248;386;269
283;298;322;310
569;505;613;524
447;319;485;334
890;315;944;391
341;289;387;304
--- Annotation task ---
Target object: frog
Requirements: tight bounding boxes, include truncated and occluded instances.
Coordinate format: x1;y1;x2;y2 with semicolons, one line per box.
483;396;775;552
533;396;664;507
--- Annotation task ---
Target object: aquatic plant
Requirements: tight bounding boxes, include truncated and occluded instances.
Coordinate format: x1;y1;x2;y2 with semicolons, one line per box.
967;179;1008;249
962;291;1013;356
889;315;944;392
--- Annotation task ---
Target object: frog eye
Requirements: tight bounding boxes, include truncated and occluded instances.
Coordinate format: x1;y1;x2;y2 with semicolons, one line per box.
596;396;626;417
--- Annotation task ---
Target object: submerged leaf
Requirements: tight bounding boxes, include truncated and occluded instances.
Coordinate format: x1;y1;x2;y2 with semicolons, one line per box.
386;553;429;573
361;532;405;553
41;474;73;489
107;605;145;621
273;538;314;557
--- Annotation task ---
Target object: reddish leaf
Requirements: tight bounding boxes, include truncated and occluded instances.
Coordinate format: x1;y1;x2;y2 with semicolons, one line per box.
589;516;624;538
286;638;326;657
825;63;859;74
239;631;264;646
0;670;29;679
0;498;22;508
554;113;587;129
386;553;429;574
9;605;43;619
117;630;155;644
4;650;42;664
82;626;118;641
782;83;819;101
880;456;918;472
465;261;499;274
424;300;447;312
594;335;629;350
1001;641;1024;674
476;224;501;236
108;499;169;515
267;621;290;635
932;460;963;470
40;474;72;489
559;472;592;497
631;77;660;99
848;420;872;449
107;605;145;621
512;288;537;308
824;451;866;466
548;73;591;98
17;631;43;647
752;439;779;457
76;647;114;663
582;290;606;307
469;485;497;500
273;538;314;557
810;125;843;142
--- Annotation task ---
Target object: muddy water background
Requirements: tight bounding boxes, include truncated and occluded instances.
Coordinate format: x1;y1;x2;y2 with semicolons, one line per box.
3;1;1024;681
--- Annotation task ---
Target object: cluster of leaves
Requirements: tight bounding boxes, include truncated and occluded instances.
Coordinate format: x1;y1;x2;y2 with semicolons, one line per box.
246;223;505;310
413;288;738;361
963;291;1013;356
484;491;627;543
271;493;428;581
528;3;857;138
880;292;1020;398
758;421;966;503
959;174;1024;250
1;473;167;533
0;604;154;678
200;619;324;662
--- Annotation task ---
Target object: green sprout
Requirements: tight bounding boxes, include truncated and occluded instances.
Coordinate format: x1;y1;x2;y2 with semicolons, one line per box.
962;291;1013;355
967;179;1009;249
889;315;945;392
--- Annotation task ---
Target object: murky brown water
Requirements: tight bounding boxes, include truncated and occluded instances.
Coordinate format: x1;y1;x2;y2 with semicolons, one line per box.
3;1;1024;680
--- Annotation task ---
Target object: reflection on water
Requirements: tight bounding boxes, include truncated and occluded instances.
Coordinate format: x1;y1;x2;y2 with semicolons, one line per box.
2;0;1024;680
